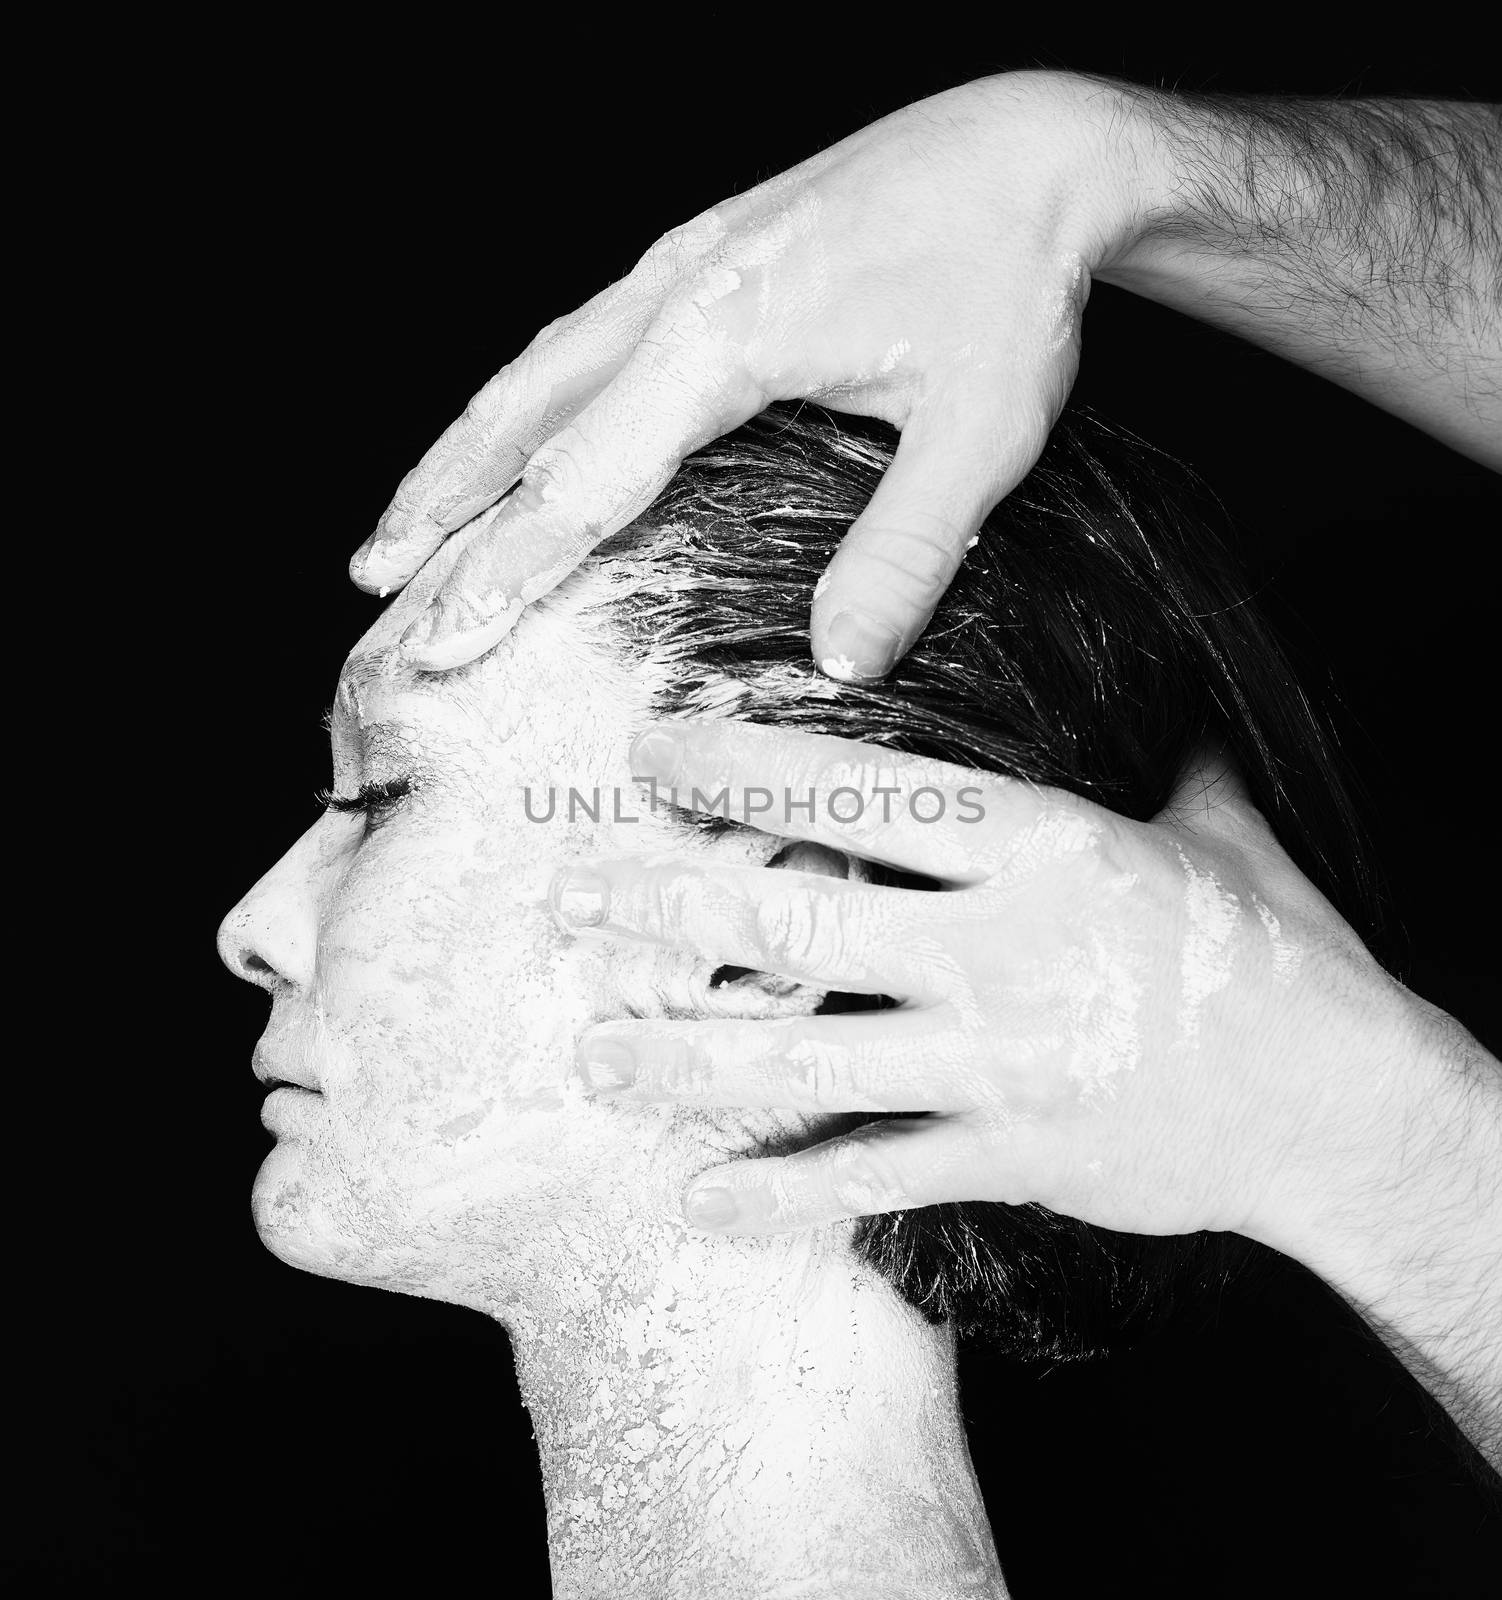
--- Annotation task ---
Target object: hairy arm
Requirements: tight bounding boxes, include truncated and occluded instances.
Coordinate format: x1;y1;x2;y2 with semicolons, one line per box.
1101;89;1502;465
359;73;1497;676
1093;87;1502;1458
1263;997;1502;1471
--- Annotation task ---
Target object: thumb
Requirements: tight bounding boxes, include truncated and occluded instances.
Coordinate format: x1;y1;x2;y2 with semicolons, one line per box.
809;383;1057;682
681;1116;991;1234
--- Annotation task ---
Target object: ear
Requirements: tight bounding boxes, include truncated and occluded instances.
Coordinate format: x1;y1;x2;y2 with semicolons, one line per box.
700;838;873;1015
765;838;860;880
596;833;879;1024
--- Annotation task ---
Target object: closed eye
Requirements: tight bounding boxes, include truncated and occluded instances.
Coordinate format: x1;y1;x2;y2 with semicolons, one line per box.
316;775;416;822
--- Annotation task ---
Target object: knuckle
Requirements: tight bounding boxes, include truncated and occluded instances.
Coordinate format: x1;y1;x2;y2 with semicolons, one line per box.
861;521;964;596
531;426;646;522
789;1043;843;1106
646;865;708;941
829;1138;909;1213
459;374;504;429
375;504;413;542
640;207;728;275
508;452;570;518
529;312;573;348
650;275;718;342
654;221;703;264
658;257;749;331
998;395;1058;460
459;359;532;435
656;1053;705;1100
753;886;843;979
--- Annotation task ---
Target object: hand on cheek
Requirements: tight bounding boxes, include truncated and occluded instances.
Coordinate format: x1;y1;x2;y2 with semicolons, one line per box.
552;720;1412;1252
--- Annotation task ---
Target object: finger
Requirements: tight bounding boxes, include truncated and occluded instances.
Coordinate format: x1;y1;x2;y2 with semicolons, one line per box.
809;380;1056;681
549;856;971;999
350;300;643;594
349;285;653;595
629;719;1043;885
396;273;771;670
679;1116;998;1234
576;1004;975;1112
348;201;738;596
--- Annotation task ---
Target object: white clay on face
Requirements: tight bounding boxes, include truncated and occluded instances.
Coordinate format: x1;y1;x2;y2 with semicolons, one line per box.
223;542;1006;1598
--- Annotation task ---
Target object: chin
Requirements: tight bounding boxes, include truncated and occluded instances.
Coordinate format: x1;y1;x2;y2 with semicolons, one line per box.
250;1144;361;1279
250;1144;456;1298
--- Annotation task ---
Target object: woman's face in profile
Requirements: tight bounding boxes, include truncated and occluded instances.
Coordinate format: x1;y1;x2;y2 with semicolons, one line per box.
218;551;790;1306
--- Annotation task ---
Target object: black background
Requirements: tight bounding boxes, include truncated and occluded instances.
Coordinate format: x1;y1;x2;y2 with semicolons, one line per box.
27;22;1501;1596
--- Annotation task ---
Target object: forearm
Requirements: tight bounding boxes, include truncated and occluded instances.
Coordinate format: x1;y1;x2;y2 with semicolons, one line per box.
1089;85;1502;464
1272;996;1502;1469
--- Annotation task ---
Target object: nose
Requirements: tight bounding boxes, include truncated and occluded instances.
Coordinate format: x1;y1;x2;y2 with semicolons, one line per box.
218;821;346;991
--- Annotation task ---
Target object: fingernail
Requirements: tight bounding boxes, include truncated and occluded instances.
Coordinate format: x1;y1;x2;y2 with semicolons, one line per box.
577;1038;636;1092
629;726;683;783
820;611;902;682
402;591;487;651
399;592;526;671
400;601;442;651
352;512;446;592
684;1186;738;1228
548;867;610;930
349;536;377;581
352;537;400;590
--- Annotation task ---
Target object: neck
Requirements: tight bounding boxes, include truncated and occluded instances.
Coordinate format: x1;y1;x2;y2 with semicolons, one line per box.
491;1219;1005;1599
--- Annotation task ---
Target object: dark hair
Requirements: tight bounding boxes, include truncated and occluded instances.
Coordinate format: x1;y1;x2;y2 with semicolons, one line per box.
602;403;1378;1362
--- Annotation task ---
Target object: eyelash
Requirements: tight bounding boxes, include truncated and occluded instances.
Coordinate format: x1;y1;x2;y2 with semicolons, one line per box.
316;776;415;828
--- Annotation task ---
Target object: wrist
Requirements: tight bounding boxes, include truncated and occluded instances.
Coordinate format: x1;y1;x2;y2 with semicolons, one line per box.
1082;84;1326;311
1256;988;1502;1317
1275;1000;1502;1462
973;70;1176;278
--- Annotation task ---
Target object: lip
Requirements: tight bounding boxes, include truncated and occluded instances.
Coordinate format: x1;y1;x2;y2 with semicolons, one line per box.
260;1084;324;1136
252;1042;323;1095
